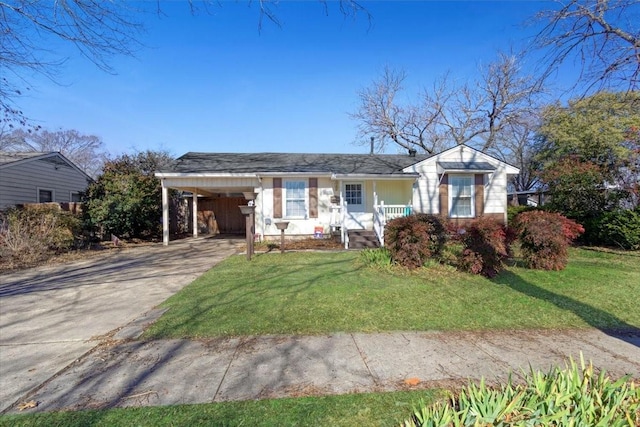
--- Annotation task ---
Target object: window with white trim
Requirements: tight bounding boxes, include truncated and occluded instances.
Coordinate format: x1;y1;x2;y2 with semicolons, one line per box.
70;192;82;202
284;180;306;218
345;183;363;206
449;175;474;218
38;188;53;203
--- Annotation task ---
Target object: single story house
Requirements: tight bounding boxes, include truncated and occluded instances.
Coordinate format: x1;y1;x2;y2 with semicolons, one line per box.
0;152;92;210
156;144;520;247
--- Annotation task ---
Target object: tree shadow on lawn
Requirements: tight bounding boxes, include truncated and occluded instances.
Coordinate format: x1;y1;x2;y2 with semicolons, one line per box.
147;256;364;338
581;246;640;258
492;270;640;348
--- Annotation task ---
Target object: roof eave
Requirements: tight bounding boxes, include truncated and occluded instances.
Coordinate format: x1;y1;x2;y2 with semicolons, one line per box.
155;172;259;178
331;173;419;180
438;168;497;174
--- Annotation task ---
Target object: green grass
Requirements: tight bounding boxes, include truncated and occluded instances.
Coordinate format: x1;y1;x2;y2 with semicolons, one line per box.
0;389;439;427
144;247;640;339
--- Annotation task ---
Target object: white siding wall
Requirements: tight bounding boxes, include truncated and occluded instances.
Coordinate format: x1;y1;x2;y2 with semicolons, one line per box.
409;146;510;217
256;177;335;238
483;167;508;215
412;162;440;214
0;159;90;210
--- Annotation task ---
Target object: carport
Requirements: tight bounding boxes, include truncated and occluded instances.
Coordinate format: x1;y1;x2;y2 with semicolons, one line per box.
156;174;259;245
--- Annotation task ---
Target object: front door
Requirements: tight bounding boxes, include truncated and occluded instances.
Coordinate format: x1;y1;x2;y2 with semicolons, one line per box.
344;182;364;212
344;182;370;229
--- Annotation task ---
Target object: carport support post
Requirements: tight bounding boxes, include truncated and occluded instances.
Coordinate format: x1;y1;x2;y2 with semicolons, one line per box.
162;182;169;246
192;189;198;238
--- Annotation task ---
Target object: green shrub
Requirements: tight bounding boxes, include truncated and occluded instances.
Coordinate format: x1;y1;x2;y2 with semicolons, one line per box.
507;204;538;225
596;208;640;250
0;204;82;268
358;248;392;269
403;356;640;427
83;151;174;239
513;210;584;270
384;214;448;269
458;217;510;278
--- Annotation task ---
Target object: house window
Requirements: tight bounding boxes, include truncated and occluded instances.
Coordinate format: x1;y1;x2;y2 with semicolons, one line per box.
345;183;363;206
38;188;53;203
284;180;306;218
70;192;82;202
449;175;474;218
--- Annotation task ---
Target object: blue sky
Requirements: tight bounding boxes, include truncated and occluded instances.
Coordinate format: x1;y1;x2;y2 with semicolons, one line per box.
17;1;558;157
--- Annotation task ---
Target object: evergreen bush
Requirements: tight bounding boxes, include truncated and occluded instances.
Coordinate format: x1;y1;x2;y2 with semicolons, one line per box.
596;208;640;250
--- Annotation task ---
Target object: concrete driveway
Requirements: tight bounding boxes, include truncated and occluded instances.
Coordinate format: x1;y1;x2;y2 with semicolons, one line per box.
0;236;240;411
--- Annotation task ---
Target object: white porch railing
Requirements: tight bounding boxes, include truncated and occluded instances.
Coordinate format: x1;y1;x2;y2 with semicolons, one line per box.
373;201;412;247
341;198;349;249
329;202;348;249
331;198;411;249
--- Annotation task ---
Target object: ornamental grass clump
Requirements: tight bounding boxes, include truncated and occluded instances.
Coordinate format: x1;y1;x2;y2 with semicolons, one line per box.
402;356;640;427
513;210;584;270
358;248;393;269
384;214;448;269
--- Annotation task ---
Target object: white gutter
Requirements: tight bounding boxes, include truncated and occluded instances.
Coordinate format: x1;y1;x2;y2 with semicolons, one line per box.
331;173;419;180
254;172;333;177
155;172;259;178
436;168;496;174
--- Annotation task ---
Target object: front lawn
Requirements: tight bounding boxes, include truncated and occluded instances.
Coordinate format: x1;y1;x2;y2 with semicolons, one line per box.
0;389;438;427
144;248;640;339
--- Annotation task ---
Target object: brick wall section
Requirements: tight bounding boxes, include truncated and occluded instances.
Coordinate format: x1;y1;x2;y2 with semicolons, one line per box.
273;178;282;218
439;174;448;216
474;174;484;217
309;178;318;218
448;213;504;228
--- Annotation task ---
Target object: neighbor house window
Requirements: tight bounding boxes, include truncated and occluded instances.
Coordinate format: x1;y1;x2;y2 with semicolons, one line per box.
449;175;474;218
345;183;363;206
284;180;306;218
70;192;82;202
38;188;53;203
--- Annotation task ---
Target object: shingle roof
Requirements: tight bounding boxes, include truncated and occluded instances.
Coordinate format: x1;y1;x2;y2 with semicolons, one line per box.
162;152;433;175
0;151;48;166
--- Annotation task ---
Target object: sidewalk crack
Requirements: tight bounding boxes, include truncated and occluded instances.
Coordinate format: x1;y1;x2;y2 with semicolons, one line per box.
212;338;243;402
350;334;379;386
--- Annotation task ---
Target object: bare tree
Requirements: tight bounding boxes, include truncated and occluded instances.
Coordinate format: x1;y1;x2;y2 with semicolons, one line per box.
534;0;640;91
0;0;369;128
0;1;145;128
0;128;108;177
351;53;545;155
491;118;544;192
350;67;447;154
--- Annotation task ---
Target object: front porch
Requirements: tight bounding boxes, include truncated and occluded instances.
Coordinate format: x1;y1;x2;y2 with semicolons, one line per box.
329;179;415;249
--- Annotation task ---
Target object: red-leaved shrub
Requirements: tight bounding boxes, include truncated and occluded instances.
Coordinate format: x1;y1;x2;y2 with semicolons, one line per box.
513;210;584;270
384;214;448;269
458;217;510;278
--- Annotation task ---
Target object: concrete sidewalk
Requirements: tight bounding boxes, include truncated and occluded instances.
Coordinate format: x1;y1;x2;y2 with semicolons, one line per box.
2;238;639;415
3;328;639;413
0;236;242;412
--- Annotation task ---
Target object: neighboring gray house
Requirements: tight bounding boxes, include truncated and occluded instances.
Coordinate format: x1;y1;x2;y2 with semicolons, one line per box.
0;152;92;210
